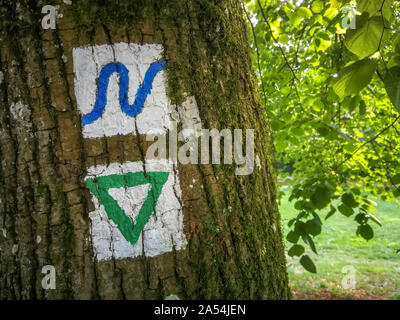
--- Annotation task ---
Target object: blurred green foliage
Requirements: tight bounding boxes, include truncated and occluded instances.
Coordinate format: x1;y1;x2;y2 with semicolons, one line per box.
244;0;400;271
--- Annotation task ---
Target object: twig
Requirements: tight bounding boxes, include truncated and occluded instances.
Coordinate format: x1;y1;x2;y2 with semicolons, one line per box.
242;2;268;105
335;114;400;169
256;0;299;82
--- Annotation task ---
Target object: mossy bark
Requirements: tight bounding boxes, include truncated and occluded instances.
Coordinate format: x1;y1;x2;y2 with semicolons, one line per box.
0;0;290;299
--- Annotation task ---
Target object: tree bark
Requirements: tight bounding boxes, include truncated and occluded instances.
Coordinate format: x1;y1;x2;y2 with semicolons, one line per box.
0;0;290;299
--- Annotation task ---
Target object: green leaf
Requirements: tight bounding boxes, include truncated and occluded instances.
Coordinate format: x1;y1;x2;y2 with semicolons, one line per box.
288;218;296;227
311;1;324;13
342;193;359;208
344;14;384;59
271;119;283;131
392;173;400;185
394;34;400;54
302;234;318;254
300;255;317;273
329;0;343;9
294;200;306;210
294;220;307;236
349;95;361;112
286;231;300;244
355;213;368;225
311;212;322;225
394;187;400;198
357;0;393;20
305;219;322;236
288;244;305;257
278;33;290;44
275;141;288;153
382;0;394;20
359;100;367;115
292;127;304;136
357;224;374;240
324;7;338;20
344;143;357;153
338;203;354;217
388;55;400;69
325;205;336;220
298;7;313;18
357;0;380;15
366;212;382;227
311;186;331;210
316;125;329;137
384;67;400;112
333;59;377;100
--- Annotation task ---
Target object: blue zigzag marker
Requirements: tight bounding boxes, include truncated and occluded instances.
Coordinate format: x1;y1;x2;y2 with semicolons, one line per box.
81;60;165;125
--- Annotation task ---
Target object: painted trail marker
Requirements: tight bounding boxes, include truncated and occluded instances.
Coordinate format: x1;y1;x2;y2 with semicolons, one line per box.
86;160;186;261
80;60;165;125
73;43;171;138
73;43;187;261
85;171;169;246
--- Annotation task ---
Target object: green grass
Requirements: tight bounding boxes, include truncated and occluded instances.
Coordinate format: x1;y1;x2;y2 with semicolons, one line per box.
279;188;400;300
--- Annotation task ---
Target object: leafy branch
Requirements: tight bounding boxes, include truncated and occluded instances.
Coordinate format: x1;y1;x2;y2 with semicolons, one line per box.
256;0;300;98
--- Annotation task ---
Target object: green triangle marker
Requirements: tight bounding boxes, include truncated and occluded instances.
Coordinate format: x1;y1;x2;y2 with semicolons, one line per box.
85;171;169;246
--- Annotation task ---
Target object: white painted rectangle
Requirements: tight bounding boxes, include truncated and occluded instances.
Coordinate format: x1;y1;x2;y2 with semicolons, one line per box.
86;160;187;261
73;43;171;138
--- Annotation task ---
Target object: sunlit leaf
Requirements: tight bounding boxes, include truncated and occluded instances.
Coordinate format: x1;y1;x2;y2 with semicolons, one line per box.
333;59;377;100
311;1;324;13
344;14;385;59
357;0;393;20
298;7;313;18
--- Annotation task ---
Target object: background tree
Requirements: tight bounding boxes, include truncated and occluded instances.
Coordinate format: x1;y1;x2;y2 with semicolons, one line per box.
244;0;400;272
0;0;289;299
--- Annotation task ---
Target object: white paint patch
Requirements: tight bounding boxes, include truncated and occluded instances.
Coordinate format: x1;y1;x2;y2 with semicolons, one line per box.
165;294;180;300
36;235;42;244
12;244;18;255
86;160;186;261
73;43;171;138
256;155;261;170
10;101;32;128
176;96;202;139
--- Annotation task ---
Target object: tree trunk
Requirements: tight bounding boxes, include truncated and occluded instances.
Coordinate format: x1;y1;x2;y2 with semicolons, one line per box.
0;0;289;299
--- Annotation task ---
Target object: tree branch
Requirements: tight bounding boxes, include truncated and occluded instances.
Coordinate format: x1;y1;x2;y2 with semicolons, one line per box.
335;114;400;170
242;2;268;105
256;0;300;96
